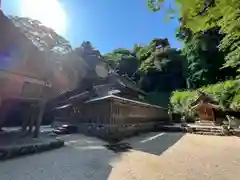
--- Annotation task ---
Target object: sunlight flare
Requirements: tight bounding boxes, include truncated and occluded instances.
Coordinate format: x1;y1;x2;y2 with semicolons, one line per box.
20;0;67;35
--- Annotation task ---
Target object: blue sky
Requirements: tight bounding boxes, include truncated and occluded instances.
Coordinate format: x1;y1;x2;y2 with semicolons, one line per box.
2;0;182;54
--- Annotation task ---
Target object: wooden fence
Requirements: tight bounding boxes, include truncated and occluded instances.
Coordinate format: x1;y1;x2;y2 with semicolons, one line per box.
54;95;169;140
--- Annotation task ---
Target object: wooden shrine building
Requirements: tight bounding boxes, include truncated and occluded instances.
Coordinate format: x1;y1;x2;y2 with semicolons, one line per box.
190;91;220;125
52;70;169;139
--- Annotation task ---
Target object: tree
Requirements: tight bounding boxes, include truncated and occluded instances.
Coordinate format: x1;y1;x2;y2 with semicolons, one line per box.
104;48;139;78
148;0;240;75
135;38;185;92
10;16;72;54
104;38;186;92
178;27;237;88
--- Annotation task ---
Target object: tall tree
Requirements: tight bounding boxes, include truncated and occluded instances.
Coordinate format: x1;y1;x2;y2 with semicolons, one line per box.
104;48;139;78
138;38;186;92
104;38;186;92
148;0;240;75
178;27;237;88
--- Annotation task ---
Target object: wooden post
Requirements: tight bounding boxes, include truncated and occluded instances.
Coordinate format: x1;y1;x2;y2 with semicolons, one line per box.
33;79;51;138
33;100;45;138
211;108;214;123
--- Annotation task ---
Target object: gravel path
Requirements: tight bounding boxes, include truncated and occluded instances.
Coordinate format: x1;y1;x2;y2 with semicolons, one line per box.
0;133;240;180
110;133;240;180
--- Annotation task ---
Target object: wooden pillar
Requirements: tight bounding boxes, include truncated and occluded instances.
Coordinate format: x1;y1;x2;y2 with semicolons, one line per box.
212;108;217;124
33;101;45;138
210;108;214;122
109;101;113;125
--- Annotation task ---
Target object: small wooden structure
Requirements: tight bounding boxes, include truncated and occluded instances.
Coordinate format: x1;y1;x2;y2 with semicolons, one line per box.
190;91;220;124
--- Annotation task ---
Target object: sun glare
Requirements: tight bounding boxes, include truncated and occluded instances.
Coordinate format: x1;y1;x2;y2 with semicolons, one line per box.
20;0;67;35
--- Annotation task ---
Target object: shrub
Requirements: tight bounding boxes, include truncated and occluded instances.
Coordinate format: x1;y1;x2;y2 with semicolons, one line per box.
230;85;240;111
170;90;197;115
202;80;240;110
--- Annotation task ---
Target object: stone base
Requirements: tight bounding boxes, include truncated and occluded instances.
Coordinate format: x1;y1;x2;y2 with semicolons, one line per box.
56;122;162;142
187;123;226;136
0;132;64;161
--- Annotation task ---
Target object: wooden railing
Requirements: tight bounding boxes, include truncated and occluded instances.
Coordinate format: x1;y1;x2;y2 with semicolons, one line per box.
54;95;169;140
55;95;169;125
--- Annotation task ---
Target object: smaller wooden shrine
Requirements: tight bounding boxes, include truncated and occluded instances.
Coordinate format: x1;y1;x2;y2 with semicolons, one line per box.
190;91;220;124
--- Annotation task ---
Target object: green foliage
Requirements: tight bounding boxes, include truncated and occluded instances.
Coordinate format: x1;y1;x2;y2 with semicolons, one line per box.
147;0;164;12
201;81;239;110
170;80;240;115
170;90;197;115
179;27;237;88
103;53;121;69
231;92;240;111
138;38;170;72
184;0;240;72
103;48;139;78
104;38;186;92
148;0;240;75
135;38;186;92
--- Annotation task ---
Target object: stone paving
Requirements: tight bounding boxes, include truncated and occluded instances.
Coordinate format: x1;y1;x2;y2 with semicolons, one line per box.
0;127;64;160
0;132;240;180
0;130;54;148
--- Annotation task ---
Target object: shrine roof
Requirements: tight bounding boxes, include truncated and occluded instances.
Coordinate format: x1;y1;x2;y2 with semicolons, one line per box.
191;102;220;110
85;94;166;109
190;91;219;107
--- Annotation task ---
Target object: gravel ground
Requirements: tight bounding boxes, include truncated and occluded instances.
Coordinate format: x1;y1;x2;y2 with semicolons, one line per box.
0;133;240;180
110;133;240;180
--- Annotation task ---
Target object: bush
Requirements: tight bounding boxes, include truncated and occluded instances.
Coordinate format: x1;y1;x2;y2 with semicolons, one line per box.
170;90;197;115
170;80;240;117
230;85;240;111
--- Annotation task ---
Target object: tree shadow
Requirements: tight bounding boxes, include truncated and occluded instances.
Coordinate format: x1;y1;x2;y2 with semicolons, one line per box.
129;132;185;156
0;132;185;180
103;132;185;156
104;142;132;153
71;132;184;179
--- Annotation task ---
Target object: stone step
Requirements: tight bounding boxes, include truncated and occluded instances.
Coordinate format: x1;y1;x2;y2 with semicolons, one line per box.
186;125;224;136
195;121;215;126
191;127;222;132
191;131;224;136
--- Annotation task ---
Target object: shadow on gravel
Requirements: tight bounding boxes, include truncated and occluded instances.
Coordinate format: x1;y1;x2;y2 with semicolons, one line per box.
104;142;132;153
0;132;185;180
104;132;185;156
122;132;185;156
